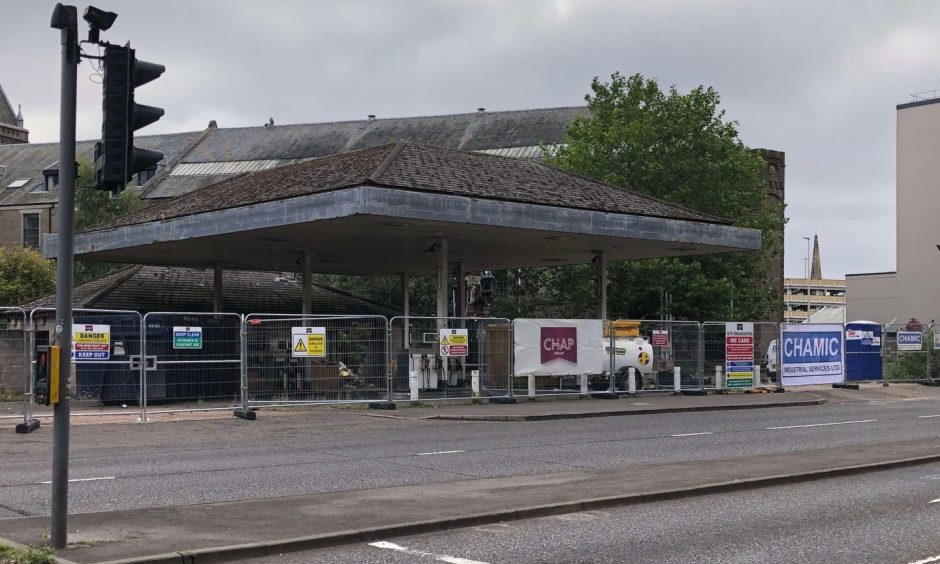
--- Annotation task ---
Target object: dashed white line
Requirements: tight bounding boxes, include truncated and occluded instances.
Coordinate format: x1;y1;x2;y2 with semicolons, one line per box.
670;432;713;437
369;541;489;564
929;498;940;504
918;415;940;419
765;419;878;430
908;554;940;564
416;450;466;456
38;476;114;485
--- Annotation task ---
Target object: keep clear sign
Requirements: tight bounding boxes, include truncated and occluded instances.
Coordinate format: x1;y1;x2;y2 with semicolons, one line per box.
291;327;326;358
780;323;844;386
440;328;469;357
72;324;110;360
725;322;754;388
173;327;203;349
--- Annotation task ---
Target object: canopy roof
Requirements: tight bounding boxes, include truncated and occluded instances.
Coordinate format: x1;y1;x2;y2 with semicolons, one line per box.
47;142;761;275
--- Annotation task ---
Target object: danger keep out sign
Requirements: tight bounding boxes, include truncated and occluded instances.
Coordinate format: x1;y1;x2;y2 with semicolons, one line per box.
291;327;326;358
440;328;469;357
72;324;110;360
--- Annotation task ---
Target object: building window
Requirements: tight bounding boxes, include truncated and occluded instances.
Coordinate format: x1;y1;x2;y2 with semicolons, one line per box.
44;173;58;192
136;166;157;185
22;213;40;249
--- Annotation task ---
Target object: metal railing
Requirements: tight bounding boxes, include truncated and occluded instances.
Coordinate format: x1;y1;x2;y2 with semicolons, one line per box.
0;308;28;424
390;316;512;401
244;314;390;407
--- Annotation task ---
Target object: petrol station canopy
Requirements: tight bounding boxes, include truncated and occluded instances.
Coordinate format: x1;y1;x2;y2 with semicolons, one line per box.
44;142;761;274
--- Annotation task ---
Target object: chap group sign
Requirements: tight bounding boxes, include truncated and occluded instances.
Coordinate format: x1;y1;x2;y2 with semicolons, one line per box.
779;323;845;386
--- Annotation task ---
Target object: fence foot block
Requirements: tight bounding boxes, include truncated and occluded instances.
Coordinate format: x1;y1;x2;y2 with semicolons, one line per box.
368;402;396;410
233;408;256;421
489;397;517;404
682;390;708;396
14;419;40;434
774;387;786;393
918;381;940;387
715;389;729;395
594;392;619;400
832;383;860;390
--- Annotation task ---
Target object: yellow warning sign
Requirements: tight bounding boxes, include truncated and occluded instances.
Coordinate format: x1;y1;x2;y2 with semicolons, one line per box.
439;328;469;357
291;327;326;358
440;335;450;346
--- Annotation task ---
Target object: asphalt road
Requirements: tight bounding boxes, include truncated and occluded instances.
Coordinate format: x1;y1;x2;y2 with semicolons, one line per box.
241;463;940;564
1;393;940;517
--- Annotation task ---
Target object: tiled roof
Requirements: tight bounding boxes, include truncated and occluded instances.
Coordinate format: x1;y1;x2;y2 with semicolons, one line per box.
85;142;725;233
23;265;399;316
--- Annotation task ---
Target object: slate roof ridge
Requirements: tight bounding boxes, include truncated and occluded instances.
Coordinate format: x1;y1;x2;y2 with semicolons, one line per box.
367;142;406;183
373;142;730;225
81;265;144;307
0;129;208;150
199;106;587;134
309;281;399;315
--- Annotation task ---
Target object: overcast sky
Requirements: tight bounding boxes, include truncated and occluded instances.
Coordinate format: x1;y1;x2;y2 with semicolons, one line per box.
3;0;937;279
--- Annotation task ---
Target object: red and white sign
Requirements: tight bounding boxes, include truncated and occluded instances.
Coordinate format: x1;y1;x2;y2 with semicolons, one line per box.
652;330;669;347
513;319;603;377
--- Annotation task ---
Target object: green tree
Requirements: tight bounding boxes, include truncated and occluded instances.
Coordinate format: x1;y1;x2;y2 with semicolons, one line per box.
73;160;144;283
543;72;786;321
0;246;55;306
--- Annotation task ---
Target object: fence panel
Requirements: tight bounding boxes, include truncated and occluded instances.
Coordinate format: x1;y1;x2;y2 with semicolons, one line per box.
608;320;702;393
883;323;930;382
0;308;28;425
142;312;243;418
703;321;779;390
391;317;511;401
246;314;389;407
510;318;608;397
26;308;143;419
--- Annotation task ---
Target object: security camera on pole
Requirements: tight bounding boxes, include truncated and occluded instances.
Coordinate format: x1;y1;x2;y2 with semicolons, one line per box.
47;4;165;548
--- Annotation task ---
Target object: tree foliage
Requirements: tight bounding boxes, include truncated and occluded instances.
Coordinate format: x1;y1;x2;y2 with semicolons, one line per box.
0;246;55;306
532;72;786;321
74;160;144;284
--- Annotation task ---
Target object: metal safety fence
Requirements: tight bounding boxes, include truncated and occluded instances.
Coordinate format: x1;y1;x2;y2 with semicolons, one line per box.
245;314;390;407
26;308;144;419
0;308;28;423
702;322;779;391
611;320;703;393
882;323;936;383
390;317;512;401
141;312;243;420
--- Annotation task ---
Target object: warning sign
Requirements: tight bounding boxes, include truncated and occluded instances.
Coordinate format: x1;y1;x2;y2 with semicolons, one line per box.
440;328;469;357
72;324;110;360
651;330;669;347
291;327;326;358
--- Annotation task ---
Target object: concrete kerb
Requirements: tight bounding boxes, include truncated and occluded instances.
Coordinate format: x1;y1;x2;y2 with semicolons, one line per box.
421;397;825;421
92;451;940;564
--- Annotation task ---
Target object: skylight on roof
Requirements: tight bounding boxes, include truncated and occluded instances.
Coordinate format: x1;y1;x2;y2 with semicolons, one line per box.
6;178;30;189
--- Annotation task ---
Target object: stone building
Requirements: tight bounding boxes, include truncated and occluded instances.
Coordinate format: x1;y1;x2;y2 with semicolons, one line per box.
0;85;28;145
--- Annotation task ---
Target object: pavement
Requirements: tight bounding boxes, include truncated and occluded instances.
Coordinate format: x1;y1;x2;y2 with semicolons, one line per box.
1;438;939;563
0;383;938;563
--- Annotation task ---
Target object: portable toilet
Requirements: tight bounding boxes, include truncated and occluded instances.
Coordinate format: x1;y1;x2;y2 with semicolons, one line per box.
844;321;882;382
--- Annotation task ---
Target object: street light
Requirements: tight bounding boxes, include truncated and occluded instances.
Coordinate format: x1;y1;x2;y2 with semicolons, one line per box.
803;236;811;321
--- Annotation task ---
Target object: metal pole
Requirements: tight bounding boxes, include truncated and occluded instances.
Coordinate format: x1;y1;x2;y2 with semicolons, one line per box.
50;3;78;549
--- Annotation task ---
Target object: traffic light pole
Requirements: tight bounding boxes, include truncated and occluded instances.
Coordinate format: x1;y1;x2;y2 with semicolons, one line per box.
50;3;78;550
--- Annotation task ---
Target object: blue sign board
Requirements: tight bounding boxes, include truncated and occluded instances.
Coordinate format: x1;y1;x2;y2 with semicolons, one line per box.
779;323;845;386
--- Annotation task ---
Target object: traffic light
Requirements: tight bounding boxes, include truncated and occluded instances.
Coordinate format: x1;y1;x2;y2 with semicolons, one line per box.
94;43;165;191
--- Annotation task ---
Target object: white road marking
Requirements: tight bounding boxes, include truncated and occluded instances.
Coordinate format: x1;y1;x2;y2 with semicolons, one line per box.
908;554;940;564
765;419;877;430
670;432;713;437
416;450;466;456
918;415;940;418
369;541;489;564
38;476;114;485
929;498;940;504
